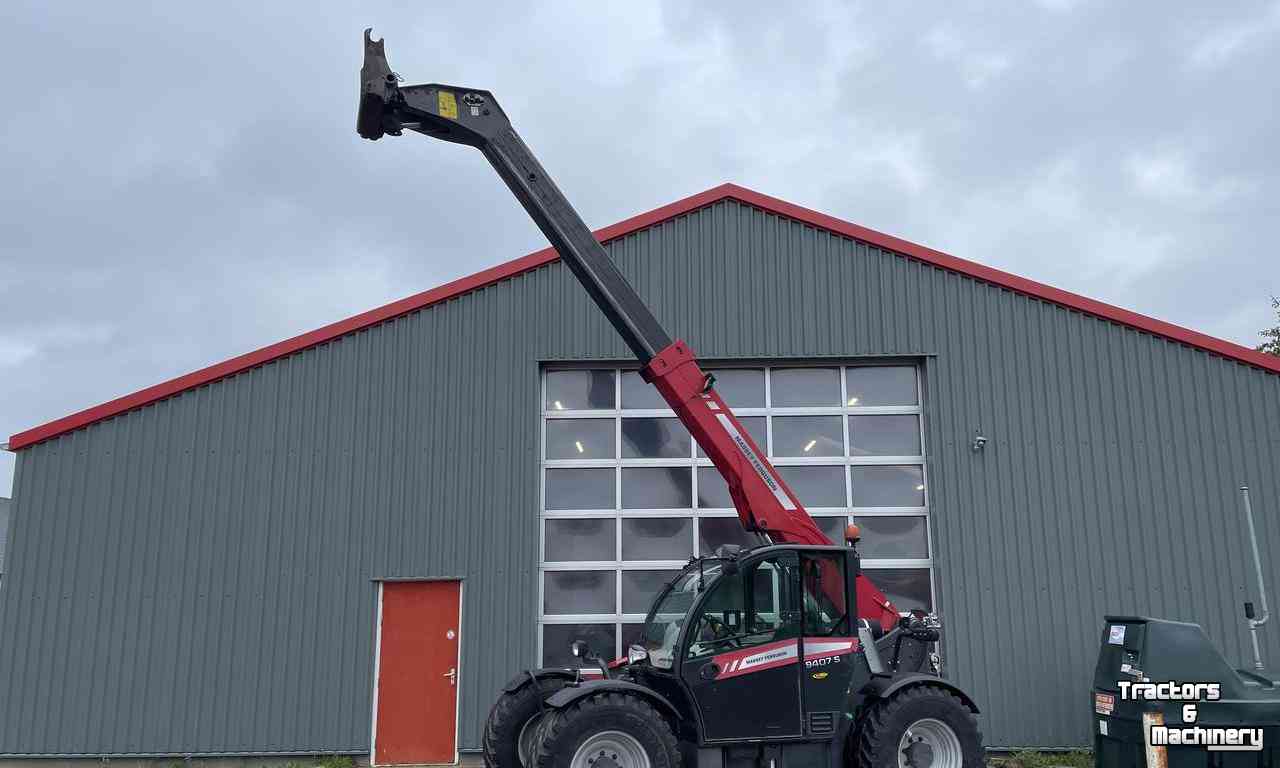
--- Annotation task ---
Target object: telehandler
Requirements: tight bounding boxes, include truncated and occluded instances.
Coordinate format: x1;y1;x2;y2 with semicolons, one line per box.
356;29;984;768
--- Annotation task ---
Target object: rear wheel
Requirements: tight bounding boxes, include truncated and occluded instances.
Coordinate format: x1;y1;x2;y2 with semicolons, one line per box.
855;686;983;768
534;692;681;768
483;675;571;768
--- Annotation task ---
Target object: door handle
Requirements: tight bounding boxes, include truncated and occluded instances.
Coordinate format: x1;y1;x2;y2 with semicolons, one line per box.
699;663;720;681
443;667;457;686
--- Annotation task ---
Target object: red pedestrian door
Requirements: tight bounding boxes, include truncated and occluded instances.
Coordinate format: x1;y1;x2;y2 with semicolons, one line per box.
372;580;462;765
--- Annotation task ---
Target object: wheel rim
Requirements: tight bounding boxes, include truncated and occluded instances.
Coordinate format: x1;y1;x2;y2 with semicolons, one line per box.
570;730;651;768
518;712;548;768
897;717;964;768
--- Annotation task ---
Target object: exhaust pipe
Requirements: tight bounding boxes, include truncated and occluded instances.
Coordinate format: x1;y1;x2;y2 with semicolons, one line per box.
1241;485;1270;671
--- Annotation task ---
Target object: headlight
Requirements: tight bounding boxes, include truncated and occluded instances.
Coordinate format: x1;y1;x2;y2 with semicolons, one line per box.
627;644;649;665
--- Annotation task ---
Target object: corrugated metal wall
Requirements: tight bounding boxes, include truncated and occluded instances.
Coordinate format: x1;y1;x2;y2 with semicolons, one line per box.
0;497;10;575
0;199;1276;755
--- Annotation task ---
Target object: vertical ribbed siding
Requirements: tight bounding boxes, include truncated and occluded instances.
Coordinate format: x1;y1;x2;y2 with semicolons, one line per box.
0;497;9;574
0;199;1276;755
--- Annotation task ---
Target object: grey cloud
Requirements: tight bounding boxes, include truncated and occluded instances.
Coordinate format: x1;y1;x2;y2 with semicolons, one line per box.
2;0;1276;494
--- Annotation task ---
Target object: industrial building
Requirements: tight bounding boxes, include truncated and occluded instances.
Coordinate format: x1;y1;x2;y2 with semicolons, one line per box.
0;183;1277;762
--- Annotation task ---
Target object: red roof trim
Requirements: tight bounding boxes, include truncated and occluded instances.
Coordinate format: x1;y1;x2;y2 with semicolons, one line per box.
9;182;1275;450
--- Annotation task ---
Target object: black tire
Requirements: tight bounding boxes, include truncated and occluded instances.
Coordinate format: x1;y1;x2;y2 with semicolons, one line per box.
854;686;983;768
483;675;571;768
533;692;682;768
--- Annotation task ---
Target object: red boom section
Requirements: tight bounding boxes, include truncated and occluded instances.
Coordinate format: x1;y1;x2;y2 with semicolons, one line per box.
641;340;901;633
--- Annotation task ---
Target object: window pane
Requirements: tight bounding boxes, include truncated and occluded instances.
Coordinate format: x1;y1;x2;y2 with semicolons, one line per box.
622;467;691;509
771;367;840;406
849;415;921;457
543;570;616;615
707;368;765;407
622;418;691;459
854;516;929;559
772;416;843;457
688;574;747;659
545;519;616;562
747;557;800;641
777;465;846;508
803;553;849;637
865;568;932;611
846;367;917;407
546;419;615;459
545;468;615;510
696;467;733;509
546;370;616;410
698;416;764;457
622;569;680;614
621;371;667;410
851;465;924;507
814;516;847;544
698;517;762;555
543;623;616;667
621;622;648;653
621;518;692;560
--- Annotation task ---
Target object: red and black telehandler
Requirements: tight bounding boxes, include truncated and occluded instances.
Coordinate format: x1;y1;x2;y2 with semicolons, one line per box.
356;29;984;768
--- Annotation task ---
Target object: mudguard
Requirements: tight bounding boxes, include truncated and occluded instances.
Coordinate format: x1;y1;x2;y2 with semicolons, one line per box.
861;673;980;713
501;668;578;695
544;679;682;722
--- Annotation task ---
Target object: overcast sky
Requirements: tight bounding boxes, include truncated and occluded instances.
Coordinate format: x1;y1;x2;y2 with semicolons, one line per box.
3;0;1277;495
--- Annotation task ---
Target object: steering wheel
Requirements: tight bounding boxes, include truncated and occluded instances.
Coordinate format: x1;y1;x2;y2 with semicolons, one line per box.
701;614;743;648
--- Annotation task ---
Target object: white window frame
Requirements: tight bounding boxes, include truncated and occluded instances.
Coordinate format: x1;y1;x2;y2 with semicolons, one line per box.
538;363;932;664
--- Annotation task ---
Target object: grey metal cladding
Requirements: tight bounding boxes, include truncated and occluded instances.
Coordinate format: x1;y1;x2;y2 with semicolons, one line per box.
0;497;9;573
0;198;1276;755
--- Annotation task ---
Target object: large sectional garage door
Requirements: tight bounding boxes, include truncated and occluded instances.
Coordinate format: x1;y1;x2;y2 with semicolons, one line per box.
538;363;932;667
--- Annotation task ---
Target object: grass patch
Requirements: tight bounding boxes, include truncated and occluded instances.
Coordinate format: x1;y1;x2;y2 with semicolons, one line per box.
992;750;1093;768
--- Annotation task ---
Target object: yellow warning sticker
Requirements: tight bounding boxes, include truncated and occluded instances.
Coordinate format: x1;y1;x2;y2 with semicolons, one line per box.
438;90;458;120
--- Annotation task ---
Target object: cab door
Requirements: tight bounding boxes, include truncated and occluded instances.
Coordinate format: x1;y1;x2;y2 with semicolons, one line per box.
681;552;803;741
799;551;858;737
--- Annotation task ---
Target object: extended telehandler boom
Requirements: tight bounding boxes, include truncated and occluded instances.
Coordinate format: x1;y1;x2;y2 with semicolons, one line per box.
357;29;900;633
356;30;983;768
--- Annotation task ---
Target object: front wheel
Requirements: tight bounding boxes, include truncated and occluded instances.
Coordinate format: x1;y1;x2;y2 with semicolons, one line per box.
533;692;682;768
854;686;983;768
483;675;571;768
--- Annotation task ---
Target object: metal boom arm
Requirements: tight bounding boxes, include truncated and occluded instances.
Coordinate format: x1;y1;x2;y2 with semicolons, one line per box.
357;30;899;630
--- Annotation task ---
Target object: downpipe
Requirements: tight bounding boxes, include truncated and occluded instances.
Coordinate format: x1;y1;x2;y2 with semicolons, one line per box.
1241;485;1270;671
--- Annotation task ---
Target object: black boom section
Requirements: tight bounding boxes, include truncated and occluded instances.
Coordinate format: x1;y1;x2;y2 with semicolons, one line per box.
480;129;673;363
357;31;672;364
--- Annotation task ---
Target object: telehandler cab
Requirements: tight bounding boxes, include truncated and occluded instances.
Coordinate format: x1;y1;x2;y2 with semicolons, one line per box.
356;29;984;768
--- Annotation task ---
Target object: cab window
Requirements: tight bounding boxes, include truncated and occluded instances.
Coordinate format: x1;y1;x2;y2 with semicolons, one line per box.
801;552;850;637
686;554;800;659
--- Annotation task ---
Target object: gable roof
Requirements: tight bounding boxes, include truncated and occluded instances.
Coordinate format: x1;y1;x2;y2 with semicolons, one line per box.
8;182;1277;450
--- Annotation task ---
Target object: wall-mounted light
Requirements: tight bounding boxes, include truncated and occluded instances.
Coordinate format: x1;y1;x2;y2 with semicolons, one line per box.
972;430;988;452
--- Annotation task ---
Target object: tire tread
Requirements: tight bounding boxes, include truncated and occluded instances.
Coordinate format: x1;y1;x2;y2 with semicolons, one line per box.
533;692;681;768
854;685;983;768
483;676;569;768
